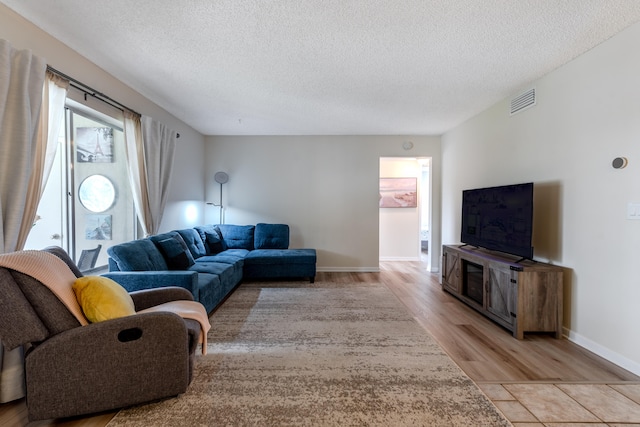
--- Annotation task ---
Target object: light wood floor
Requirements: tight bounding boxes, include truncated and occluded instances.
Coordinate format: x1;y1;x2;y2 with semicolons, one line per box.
2;260;638;426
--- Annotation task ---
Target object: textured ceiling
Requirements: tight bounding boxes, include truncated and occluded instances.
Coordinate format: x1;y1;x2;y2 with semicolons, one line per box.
3;1;640;136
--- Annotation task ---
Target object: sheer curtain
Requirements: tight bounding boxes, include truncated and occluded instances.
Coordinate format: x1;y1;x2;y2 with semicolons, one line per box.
124;113;177;237
17;71;70;250
0;40;69;402
123;112;148;234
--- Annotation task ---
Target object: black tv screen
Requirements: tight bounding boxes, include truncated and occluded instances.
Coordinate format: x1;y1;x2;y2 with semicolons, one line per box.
460;182;534;259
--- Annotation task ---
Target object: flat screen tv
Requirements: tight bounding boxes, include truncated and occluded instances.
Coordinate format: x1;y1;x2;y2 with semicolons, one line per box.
460;182;534;259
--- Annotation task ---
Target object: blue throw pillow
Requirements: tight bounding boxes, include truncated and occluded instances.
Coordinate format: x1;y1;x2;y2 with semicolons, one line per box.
156;234;195;270
107;239;168;271
195;224;227;254
205;231;224;254
175;228;207;259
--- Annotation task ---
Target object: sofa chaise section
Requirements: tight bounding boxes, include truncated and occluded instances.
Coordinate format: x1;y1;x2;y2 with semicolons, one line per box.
216;223;316;283
244;249;316;283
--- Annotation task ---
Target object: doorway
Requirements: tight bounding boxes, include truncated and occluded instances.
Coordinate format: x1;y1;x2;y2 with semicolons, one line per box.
379;157;432;270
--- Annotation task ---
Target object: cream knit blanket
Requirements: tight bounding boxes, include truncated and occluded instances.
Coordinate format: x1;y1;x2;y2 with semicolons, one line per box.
0;250;211;354
139;301;211;355
0;250;89;325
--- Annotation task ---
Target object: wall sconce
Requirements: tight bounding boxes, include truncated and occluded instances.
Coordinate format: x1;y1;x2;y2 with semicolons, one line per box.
612;157;628;169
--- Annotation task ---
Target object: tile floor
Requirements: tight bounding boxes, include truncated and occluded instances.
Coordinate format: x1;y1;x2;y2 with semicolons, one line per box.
479;382;640;426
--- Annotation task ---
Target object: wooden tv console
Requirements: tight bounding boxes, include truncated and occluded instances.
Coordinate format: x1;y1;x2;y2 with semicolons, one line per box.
441;245;563;339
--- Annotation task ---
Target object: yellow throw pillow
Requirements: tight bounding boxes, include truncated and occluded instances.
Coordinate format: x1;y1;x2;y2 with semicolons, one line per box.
73;276;136;323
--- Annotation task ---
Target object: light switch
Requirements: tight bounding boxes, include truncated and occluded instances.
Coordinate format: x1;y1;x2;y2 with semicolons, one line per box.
627;203;640;220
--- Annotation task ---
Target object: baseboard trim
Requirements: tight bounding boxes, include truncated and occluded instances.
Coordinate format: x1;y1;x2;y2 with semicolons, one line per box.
379;256;422;261
316;267;381;273
317;266;439;274
564;327;640;377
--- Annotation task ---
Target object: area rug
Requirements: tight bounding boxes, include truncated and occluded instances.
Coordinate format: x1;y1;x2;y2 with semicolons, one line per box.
107;282;511;426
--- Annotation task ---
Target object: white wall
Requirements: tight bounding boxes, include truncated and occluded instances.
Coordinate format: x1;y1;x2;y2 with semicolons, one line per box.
0;4;207;233
442;22;640;374
205;135;441;271
379;158;422;261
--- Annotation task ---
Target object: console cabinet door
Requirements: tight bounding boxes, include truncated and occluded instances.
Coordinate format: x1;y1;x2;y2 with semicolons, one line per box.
486;264;517;326
442;247;461;294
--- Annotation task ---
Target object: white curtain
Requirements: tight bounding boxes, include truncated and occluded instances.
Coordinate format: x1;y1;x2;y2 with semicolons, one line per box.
0;39;47;254
123;113;177;237
17;71;70;250
140;116;177;235
0;40;45;402
123;112;148;235
0;41;69;403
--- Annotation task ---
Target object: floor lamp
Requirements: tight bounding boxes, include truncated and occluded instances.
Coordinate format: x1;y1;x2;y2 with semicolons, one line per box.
207;171;229;224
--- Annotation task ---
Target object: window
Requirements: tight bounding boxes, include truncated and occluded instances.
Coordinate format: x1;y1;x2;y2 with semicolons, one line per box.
24;101;136;271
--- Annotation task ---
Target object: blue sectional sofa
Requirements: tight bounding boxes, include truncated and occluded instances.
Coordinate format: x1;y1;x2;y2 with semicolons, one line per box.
104;223;316;313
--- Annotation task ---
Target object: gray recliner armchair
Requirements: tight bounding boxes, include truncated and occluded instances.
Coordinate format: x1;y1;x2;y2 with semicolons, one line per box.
0;246;202;421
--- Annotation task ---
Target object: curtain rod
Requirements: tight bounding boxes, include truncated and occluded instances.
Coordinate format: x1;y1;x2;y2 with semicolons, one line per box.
47;65;140;116
47;65;180;138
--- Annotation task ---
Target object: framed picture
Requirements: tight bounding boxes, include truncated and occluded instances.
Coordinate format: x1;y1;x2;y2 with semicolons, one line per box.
85;214;112;240
76;127;114;163
379;177;417;208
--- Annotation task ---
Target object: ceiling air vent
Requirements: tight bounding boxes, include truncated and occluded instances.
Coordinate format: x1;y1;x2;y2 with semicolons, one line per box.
510;88;536;116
